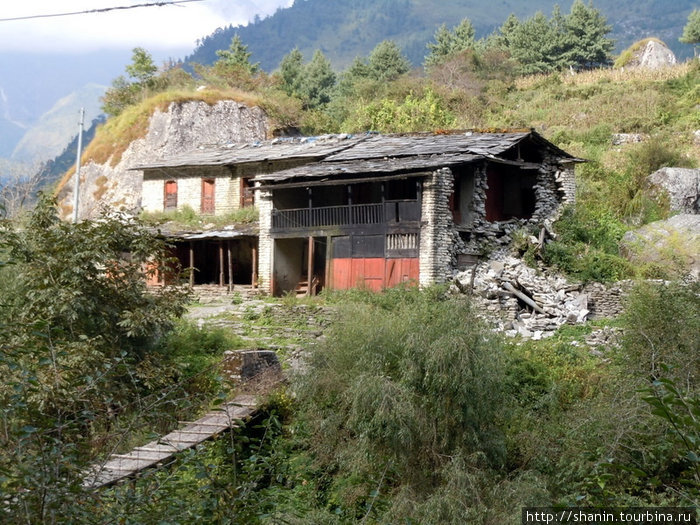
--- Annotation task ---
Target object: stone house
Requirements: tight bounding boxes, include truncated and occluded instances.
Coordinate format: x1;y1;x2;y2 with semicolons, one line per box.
134;130;580;295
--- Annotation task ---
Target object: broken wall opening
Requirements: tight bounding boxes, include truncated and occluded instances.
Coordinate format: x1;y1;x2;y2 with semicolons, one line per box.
484;165;537;222
449;165;476;226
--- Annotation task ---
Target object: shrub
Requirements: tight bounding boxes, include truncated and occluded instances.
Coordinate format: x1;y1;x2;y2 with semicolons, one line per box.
294;289;507;518
620;281;700;387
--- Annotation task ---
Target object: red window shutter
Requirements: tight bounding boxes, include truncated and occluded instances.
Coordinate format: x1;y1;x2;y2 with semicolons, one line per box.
201;179;215;214
164;180;177;210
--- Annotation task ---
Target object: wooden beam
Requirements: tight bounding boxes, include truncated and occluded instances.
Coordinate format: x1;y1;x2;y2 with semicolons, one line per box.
307;236;314;297
256;171;429;191
189;241;194;288
227;240;233;292
219;242;225;287
251;242;258;288
325;235;332;291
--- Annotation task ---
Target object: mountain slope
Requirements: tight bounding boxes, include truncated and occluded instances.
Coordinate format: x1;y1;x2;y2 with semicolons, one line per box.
185;0;697;71
12;84;106;164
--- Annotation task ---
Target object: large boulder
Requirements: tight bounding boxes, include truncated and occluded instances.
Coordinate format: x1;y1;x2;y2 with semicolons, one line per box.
620;39;677;69
621;214;700;279
648;167;700;214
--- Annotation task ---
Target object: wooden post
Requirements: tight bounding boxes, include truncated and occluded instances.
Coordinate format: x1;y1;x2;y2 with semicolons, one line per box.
189;241;195;288
227;240;233;292
325;235;332;291
251;242;258;289
307;236;314;297
219;242;225;287
308;187;312;228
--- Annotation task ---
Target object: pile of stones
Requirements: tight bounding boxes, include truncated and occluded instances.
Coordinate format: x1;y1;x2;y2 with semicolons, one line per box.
453;255;589;340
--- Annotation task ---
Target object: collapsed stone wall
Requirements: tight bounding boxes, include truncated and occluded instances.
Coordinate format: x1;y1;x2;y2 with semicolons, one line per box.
453;254;589;340
450;158;575;270
583;281;635;319
452;255;638;340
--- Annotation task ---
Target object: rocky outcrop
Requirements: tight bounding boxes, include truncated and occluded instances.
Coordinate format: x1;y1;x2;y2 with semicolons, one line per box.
648;167;699;214
621;214;700;279
58;99;269;220
624;39;677;69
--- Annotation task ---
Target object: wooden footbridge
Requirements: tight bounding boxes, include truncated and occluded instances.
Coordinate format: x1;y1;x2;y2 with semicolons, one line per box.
83;394;259;489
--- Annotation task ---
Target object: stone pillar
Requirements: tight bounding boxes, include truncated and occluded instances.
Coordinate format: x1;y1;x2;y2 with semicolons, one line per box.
256;187;273;294
419;168;454;286
555;165;576;205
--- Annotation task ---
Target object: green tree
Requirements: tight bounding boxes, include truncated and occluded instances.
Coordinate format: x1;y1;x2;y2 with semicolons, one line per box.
680;9;700;57
367;40;412;81
300;50;336;109
490;12;521;50
102;47;159;116
561;0;614;68
425;18;476;66
506;11;566;74
279;47;304;97
0;196;189;521
215;34;260;73
125;46;158;84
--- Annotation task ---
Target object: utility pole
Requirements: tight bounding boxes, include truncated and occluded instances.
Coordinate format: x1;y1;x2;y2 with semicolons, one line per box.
72;107;85;223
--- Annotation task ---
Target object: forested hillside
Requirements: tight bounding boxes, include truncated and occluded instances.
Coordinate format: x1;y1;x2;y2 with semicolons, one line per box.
185;0;696;70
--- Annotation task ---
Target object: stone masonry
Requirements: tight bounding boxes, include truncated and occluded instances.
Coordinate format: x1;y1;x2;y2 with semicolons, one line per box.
142;166;244;216
419;168;454;285
256;188;273;293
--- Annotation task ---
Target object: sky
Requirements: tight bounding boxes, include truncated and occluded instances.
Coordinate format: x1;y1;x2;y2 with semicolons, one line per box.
0;0;293;56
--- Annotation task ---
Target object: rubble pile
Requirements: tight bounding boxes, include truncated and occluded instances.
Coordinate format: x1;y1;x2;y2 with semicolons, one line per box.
453;255;589;339
584;326;623;356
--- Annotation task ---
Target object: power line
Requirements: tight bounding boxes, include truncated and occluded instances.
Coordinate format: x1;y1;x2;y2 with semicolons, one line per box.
0;0;204;23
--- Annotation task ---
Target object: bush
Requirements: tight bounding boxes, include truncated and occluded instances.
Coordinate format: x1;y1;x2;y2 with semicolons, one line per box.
620;281;700;387
0;196;190;521
157;319;246;394
294;288;507;519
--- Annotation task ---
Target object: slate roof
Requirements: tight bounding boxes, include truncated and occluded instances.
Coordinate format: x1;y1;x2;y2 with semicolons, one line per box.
134;134;364;170
133;130;581;179
254;130;581;184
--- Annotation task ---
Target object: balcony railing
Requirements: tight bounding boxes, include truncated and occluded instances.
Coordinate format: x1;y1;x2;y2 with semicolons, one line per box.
271;200;421;231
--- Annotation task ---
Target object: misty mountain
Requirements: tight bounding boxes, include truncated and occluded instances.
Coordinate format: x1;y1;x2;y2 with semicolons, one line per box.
0;50;128;166
12;84;106;164
185;0;697;71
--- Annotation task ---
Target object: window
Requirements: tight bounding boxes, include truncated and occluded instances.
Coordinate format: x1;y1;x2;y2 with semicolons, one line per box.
240;177;255;207
201;179;215;214
164;180;177;210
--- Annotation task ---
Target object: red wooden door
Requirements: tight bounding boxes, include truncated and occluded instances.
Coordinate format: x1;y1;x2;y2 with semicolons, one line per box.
201;179;215;214
164;180;177;210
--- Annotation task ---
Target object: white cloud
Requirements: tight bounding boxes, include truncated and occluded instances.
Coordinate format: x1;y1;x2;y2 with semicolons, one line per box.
0;0;293;54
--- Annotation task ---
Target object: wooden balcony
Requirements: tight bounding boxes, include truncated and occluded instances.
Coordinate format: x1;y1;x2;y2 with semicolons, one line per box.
271;201;419;231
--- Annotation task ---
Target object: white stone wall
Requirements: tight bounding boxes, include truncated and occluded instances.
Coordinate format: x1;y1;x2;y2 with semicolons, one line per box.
419;168;454;286
256;187;273;293
142;169;244;216
142;178;162;213
555;165;576;205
